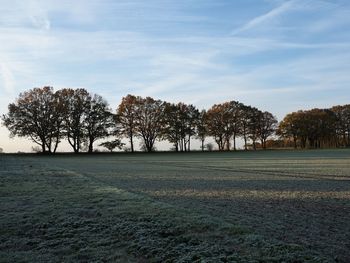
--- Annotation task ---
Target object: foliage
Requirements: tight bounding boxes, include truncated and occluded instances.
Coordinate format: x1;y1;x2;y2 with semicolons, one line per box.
85;94;115;153
2;87;62;153
116;94;139;153
3;87;349;153
99;139;125;152
133;96;166;152
163;102;199;152
278;106;349;148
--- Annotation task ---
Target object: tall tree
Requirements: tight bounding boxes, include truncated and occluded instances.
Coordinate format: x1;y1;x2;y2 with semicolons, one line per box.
163;102;182;151
196;109;208;151
57;88;90;153
206;104;230;151
85;94;115;153
184;104;199;152
331;105;350;147
162;102;199;152
247;107;261;150
240;104;252;150
277;112;301;148
2;87;62;153
258;111;278;149
116;95;139;152
134;96;166;152
227;101;242;151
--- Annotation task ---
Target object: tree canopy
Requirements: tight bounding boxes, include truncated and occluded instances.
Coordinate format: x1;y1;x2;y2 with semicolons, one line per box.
3;86;348;153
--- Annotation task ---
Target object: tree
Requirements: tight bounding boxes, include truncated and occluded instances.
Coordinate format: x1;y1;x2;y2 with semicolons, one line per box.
278;108;339;149
227;101;242;151
85;94;115;153
184;104;199;151
331;105;350;147
247;107;261;150
163;102;182;152
258;111;278;149
134;96;166;152
116;95;139;153
2;86;62;153
163;102;199;152
205;142;214;151
240;105;252;150
99;139;124;152
277;112;301;148
206;104;227;151
57;88;90;153
196;109;208;151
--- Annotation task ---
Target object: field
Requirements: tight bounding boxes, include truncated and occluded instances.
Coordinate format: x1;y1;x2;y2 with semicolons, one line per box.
1;150;350;262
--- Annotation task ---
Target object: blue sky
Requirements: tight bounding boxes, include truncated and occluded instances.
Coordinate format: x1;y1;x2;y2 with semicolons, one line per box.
1;0;350;152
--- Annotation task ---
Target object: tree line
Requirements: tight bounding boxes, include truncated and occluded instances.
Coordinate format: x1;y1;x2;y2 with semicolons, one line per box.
277;106;350;148
2;87;349;153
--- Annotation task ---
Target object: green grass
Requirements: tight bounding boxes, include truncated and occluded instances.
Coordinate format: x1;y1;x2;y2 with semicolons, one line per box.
1;149;349;262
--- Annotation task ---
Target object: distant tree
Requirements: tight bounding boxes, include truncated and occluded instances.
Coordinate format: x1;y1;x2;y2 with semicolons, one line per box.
116;95;139;153
331;105;350;147
85;94;115;153
99;139;124;152
205;142;214;151
206;101;244;151
31;146;41;153
305;108;336;148
196;109;208;151
134;96;166;152
258;111;278;149
247;107;261;150
278;108;339;149
0;147;3;153
163;102;199;152
2;87;62;153
277;112;301;148
206;104;227;151
227;101;242;151
163;102;182;152
240;104;252;150
57;88;90;153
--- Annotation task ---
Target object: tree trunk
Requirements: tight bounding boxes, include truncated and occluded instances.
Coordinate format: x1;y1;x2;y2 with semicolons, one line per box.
88;139;94;153
41;143;46;153
233;134;236;151
130;135;134;153
225;139;230;151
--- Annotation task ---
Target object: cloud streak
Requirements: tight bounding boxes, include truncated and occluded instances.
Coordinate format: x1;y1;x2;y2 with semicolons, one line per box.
231;0;297;35
0;0;350;152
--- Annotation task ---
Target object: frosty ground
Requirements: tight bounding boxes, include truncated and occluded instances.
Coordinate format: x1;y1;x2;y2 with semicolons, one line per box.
1;150;349;262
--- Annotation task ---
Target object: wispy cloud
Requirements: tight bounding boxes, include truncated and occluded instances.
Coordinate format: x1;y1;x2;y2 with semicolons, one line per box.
0;0;350;152
231;0;297;35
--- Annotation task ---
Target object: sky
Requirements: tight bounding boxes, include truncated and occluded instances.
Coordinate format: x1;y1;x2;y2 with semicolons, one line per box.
0;0;350;152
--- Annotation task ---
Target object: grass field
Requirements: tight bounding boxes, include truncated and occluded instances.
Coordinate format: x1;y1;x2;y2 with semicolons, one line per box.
1;149;350;262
